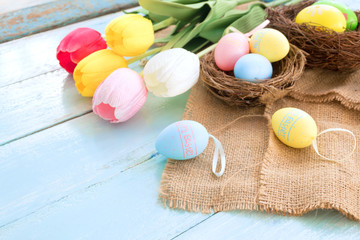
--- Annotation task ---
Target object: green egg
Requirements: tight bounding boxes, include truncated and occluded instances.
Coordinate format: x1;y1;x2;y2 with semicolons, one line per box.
313;0;358;30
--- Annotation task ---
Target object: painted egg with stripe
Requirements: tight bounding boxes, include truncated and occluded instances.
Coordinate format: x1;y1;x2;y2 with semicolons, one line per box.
156;120;209;160
272;107;318;148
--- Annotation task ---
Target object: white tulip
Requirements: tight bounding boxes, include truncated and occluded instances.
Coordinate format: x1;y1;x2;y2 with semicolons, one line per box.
143;48;200;97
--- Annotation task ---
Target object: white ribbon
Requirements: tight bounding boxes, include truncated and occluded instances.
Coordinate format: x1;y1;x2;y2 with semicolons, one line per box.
209;134;226;177
312;128;357;162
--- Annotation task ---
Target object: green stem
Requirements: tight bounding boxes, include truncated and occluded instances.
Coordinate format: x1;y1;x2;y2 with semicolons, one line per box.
126;47;162;65
153;17;178;31
196;43;217;58
154;36;173;43
162;22;196;50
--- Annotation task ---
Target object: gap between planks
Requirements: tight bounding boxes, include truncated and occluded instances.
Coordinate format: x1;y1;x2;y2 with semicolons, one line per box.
0;149;159;230
0;110;92;146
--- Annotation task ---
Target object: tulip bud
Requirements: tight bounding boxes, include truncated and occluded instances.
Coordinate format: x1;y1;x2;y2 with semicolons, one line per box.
74;49;128;97
56;27;107;73
93;68;148;123
105;14;154;57
143;48;200;97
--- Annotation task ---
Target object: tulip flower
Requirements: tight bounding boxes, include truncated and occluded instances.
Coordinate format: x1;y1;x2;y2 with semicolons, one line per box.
56;27;107;73
105;14;154;56
143;48;200;97
74;49;128;97
93;68;148;123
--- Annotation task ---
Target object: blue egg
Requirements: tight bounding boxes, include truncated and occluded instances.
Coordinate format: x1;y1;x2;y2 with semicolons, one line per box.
234;53;273;82
156;120;209;160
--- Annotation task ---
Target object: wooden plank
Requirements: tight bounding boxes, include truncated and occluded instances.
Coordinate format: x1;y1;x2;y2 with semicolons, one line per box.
0;0;138;43
0;92;188;227
0;70;90;145
0;155;212;239
0;0;55;15
0;10;130;88
174;210;360;239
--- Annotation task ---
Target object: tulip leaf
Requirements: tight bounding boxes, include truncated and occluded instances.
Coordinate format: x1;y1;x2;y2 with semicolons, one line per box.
172;0;255;48
230;5;267;33
149;12;169;22
139;0;215;21
183;37;210;53
198;3;267;43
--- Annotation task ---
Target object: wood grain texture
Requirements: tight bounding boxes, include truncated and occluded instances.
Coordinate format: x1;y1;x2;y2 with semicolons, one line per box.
175;211;360;240
0;10;131;88
0;155;212;240
0;90;189;227
2;0;360;239
0;60;149;145
0;0;55;14
0;0;138;43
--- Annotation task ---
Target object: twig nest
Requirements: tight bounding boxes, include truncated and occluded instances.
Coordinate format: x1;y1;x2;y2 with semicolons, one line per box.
200;44;306;107
266;0;360;71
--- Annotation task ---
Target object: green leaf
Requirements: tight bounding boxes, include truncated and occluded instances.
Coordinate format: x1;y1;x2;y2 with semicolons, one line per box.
183;37;210;52
199;3;267;43
230;5;267;33
172;0;256;48
139;0;214;21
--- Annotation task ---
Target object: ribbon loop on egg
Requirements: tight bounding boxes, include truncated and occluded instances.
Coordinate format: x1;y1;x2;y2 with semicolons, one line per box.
209;134;226;177
312;128;357;162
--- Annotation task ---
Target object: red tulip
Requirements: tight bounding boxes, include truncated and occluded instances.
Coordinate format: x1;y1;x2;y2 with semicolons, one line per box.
56;27;107;73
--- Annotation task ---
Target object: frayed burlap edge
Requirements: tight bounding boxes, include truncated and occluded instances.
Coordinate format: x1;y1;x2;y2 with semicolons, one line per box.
289;91;360;112
158;83;262;214
256;100;360;222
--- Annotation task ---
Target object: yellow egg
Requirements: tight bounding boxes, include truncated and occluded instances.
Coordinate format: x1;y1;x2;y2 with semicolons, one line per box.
249;28;290;63
272;107;318;148
295;5;346;33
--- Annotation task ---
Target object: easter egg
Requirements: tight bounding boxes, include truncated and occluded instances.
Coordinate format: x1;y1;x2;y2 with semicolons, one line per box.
214;33;250;71
249;28;290;62
234;53;273;82
313;0;358;30
156;120;209;160
272;107;318;148
295;5;347;33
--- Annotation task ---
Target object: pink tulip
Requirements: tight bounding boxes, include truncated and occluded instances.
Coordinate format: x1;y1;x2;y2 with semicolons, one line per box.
56;27;107;73
93;68;148;123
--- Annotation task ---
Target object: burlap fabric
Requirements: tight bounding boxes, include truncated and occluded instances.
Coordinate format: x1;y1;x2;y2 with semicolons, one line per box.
159;68;360;221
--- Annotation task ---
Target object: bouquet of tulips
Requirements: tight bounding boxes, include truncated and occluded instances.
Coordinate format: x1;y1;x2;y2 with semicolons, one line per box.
56;0;302;123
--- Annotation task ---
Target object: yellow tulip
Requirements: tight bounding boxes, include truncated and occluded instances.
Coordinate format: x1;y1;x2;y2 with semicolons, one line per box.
73;49;128;97
105;14;154;56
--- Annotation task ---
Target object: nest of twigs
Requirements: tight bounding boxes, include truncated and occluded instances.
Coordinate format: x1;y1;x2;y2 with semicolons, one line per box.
200;44;306;107
267;0;360;71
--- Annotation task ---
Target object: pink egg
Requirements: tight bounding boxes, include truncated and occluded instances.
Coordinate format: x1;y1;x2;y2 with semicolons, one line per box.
92;68;148;123
214;33;250;71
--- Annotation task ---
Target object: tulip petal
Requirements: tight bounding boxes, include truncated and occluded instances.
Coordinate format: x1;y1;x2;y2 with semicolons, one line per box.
105;14;154;56
70;38;107;64
73;49;128;97
143;48;199;97
93;103;117;121
92;68;148;123
56;51;77;73
80;50;127;76
59;27;103;53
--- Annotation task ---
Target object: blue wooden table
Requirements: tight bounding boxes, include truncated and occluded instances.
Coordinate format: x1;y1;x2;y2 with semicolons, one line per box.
1;1;360;239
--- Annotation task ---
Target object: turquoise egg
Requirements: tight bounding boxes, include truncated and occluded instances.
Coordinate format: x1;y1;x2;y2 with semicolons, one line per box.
234;53;273;82
156;120;209;160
